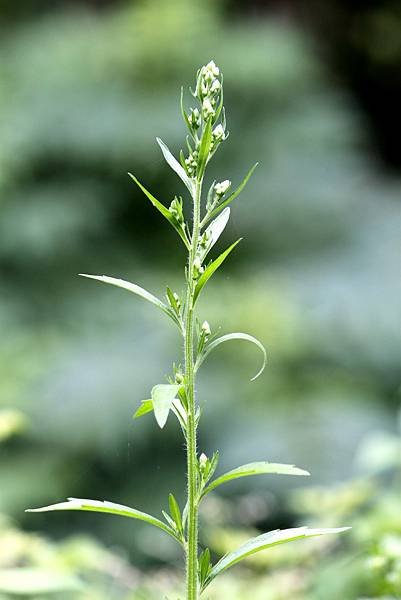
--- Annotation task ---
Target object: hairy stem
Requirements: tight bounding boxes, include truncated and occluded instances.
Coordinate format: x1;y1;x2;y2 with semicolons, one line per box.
185;177;202;600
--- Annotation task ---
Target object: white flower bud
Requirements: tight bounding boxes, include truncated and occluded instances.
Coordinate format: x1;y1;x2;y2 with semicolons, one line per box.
206;60;220;77
199;453;208;469
201;321;211;336
202;98;214;119
189;108;201;129
210;79;221;94
214;180;231;196
212;124;225;140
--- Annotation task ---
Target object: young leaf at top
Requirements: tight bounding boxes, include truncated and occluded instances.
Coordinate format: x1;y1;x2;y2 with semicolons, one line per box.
201;461;310;498
195;332;266;381
203;163;258;225
198;207;231;263
156;137;194;194
128;174;190;249
26;498;180;543
202;526;351;590
196;118;213;180
79;274;181;330
193;239;242;306
151;384;181;428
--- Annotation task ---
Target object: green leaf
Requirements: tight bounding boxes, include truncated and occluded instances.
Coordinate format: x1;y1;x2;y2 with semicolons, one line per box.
203;526;351;590
133;400;153;420
168;493;183;536
195;332;266;381
201;461;310;498
205;163;258;224
156;137;194;194
197;118;213;180
180;86;192;133
193;239;242;305
79;274;180;329
26;498;180;542
198;547;212;586
128;173;189;249
199;207;230;263
151;384;181;428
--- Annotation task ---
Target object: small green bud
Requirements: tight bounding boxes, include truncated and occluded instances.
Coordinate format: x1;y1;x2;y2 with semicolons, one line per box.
175;372;184;385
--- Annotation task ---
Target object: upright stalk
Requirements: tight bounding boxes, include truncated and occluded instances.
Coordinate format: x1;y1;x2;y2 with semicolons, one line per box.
184;177;202;600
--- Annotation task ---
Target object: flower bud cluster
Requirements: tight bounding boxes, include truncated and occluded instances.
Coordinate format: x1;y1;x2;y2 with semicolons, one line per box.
184;149;199;177
188;108;201;130
182;61;228;179
169;196;184;226
206;179;231;212
196;60;221;106
214;180;231;197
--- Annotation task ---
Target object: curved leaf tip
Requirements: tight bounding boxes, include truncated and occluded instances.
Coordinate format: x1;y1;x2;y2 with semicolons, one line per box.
196;332;266;381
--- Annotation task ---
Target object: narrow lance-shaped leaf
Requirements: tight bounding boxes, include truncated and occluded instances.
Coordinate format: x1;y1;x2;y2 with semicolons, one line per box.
156;137;194;194
201;461;310;498
193;239;242;306
202;526;351;590
198;207;230;263
180;86;192;133
195;332;266;381
198;547;212;586
128;174;189;249
197;118;213;180
151;384;181;428
79;274;180;330
204;163;258;225
26;498;180;543
168;493;183;536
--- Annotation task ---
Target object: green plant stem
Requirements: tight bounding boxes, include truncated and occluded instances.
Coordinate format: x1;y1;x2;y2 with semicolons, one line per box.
184;177;202;600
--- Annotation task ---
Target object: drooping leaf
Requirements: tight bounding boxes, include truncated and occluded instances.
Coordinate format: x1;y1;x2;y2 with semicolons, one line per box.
203;526;351;590
195;332;266;381
128;173;189;249
79;274;180;329
201;461;309;498
197;118;213;180
168;493;183;536
26;498;180;542
199;207;230;263
205;163;258;224
193;239;242;305
151;384;181;428
156;137;194;194
133;400;153;420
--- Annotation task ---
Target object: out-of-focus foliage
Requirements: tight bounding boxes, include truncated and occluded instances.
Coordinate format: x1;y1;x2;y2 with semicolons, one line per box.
0;0;399;597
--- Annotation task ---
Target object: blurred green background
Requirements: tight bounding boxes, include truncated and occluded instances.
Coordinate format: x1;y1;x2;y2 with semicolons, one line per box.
0;0;400;598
